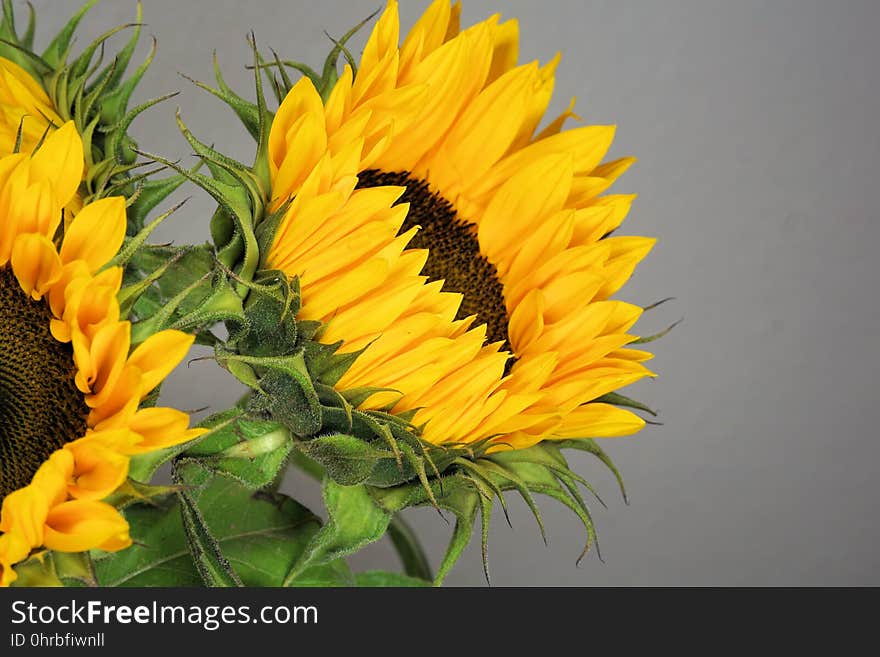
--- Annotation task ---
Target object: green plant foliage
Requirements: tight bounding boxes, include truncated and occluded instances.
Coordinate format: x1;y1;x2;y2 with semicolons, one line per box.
94;473;353;587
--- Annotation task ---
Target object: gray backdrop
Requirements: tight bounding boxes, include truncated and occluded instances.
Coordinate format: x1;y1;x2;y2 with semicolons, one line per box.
26;0;880;585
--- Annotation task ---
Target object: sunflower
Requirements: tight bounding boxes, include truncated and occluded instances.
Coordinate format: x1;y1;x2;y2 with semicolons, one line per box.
263;0;655;452
0;122;204;587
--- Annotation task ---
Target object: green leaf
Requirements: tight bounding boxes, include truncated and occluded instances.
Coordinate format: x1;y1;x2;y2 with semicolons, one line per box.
96;475;353;587
355;571;430;587
174;468;244;587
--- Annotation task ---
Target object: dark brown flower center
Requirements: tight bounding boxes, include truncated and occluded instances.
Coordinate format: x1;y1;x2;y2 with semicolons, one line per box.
0;265;88;500
357;170;513;355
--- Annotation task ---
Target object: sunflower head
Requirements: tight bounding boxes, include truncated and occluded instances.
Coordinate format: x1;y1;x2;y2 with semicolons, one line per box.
0;119;206;587
170;0;672;581
0;1;186;233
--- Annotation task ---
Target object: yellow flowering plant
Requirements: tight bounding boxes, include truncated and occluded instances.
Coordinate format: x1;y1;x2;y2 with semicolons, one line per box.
2;0;673;588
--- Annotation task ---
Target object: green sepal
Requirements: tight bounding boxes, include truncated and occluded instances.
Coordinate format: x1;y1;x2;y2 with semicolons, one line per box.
295;433;395;486
185;51;262;142
431;486;479;587
131;268;245;344
251;9;378;101
632;317;682;344
40;1;99;69
252;368;322;436
118;253;181;319
363;440;629;584
103;478;182;511
129;244;215;319
136;145;261;290
231;271;300;358
10;550;97;588
109;197;190;269
254;200;291;256
555;438;629;503
126;166;195;234
176;109;267;216
282;479;391;585
182;416;294;490
594;391;658;417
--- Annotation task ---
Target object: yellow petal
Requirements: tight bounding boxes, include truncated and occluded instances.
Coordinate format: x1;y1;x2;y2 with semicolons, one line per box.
29;449;75;508
400;0;454;73
487;18;519;84
272;111;328;204
554;403;646;438
429;61;536;191
64;436;130;500
597;236;656;299
88;364;143;428
47;259;90;320
9;174;59;238
127;407;207;454
126;329;194;396
29;121;83;208
80;320;130;403
0;531;31;586
10;232;62;299
477;153;573;263
360;0;400;81
43;501;131;553
59;196;126;272
0;486;50;547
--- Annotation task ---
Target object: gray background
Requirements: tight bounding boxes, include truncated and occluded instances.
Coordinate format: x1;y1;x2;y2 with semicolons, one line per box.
27;0;880;585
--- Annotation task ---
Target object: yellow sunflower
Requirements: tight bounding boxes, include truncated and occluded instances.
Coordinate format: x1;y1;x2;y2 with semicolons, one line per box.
0;122;204;587
264;0;655;452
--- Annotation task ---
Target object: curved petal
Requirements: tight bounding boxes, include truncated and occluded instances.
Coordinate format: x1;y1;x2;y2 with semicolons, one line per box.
64;437;130;501
42;500;131;553
28;121;83;208
126;330;194;397
10;232;62;299
127;407;207;454
59;196;126;272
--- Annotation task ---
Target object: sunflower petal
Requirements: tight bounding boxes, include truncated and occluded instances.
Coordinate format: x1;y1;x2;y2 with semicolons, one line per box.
28;121;83;208
65;437;130;500
42;501;131;553
126;329;194;396
10;232;62;299
59;196;127;272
